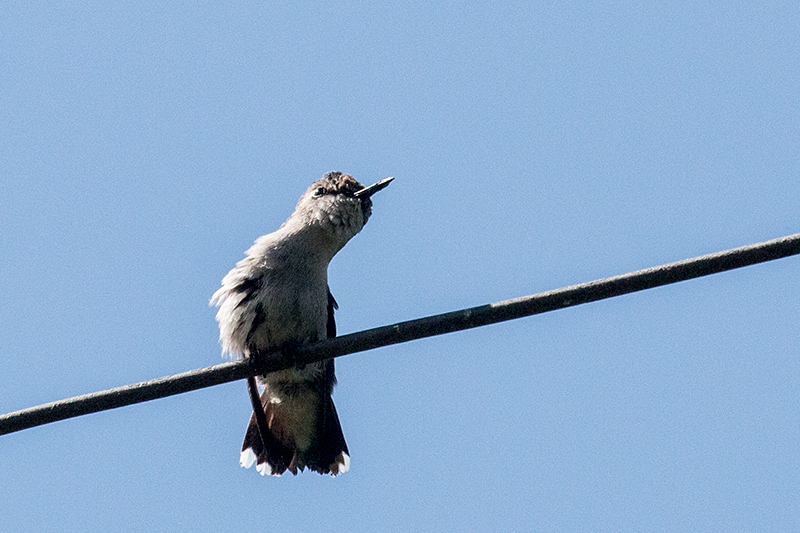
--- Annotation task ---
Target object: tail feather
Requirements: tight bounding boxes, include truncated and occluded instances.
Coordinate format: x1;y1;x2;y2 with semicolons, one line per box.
240;403;294;476
241;390;349;476
304;395;350;475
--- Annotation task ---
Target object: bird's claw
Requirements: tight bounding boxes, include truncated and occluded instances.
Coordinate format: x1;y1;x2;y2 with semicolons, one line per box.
281;341;305;369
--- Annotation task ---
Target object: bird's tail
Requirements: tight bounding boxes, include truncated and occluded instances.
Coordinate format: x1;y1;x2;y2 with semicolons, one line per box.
240;390;349;476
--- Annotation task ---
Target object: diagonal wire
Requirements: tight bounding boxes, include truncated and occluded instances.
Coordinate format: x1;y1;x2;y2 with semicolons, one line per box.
1;232;799;436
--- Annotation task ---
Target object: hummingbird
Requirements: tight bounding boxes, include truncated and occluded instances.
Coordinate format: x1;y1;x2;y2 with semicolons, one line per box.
211;172;393;476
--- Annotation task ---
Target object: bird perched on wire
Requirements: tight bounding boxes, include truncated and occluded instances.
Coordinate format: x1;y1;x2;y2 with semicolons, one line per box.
210;172;393;476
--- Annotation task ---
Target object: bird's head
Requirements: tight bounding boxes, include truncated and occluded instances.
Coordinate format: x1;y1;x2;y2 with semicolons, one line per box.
286;172;393;255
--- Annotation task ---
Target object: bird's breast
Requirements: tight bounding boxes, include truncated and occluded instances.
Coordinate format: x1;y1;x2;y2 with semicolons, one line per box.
246;276;328;350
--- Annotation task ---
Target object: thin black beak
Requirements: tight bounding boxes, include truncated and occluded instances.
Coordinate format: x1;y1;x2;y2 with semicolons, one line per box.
355;177;394;198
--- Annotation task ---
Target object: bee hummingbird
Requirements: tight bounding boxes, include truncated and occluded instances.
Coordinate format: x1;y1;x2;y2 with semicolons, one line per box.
211;172;392;476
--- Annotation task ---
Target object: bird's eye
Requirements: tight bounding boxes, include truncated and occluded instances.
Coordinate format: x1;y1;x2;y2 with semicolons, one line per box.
313;187;327;197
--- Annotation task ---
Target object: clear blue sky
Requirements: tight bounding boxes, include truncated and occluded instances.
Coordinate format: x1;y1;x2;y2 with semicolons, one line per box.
2;2;799;531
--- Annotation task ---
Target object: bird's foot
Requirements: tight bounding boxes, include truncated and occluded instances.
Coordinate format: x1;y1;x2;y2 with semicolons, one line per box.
281;341;305;370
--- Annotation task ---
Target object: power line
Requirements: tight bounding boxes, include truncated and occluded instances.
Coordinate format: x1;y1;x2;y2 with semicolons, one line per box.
1;232;799;436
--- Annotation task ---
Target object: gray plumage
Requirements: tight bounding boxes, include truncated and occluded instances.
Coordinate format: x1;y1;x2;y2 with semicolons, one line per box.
210;172;392;476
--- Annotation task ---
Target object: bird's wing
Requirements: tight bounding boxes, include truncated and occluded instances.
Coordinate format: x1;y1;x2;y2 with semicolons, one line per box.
326;287;338;339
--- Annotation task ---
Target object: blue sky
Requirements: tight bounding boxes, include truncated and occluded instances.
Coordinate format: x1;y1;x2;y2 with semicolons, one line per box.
2;2;799;531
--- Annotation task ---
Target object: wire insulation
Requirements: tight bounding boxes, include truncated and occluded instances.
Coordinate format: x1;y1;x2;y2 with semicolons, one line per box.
2;232;798;436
